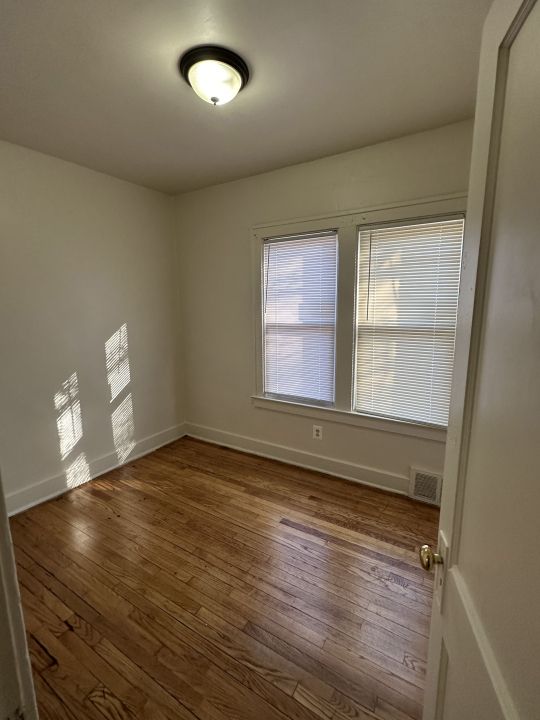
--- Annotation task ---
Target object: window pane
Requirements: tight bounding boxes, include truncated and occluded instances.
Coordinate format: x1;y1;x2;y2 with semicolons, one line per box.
354;218;464;425
263;232;337;403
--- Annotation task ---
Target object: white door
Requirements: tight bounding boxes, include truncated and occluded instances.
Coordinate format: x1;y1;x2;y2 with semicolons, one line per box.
0;474;37;720
423;1;540;718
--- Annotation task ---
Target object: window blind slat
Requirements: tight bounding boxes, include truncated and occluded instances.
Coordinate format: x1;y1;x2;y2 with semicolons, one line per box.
354;218;464;426
263;232;337;404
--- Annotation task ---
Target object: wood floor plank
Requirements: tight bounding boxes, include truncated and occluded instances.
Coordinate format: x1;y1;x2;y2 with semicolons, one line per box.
43;484;430;650
68;483;432;641
32;673;79;720
11;436;438;720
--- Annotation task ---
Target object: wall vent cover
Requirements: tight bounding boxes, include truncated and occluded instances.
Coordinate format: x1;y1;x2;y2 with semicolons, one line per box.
409;468;442;506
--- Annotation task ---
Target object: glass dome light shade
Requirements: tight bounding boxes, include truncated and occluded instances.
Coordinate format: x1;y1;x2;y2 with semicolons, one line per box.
187;59;243;106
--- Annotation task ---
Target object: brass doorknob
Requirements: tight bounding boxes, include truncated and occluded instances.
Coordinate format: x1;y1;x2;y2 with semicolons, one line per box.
419;544;443;571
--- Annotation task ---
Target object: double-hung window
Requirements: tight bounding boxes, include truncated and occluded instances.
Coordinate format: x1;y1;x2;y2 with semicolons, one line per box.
258;203;464;429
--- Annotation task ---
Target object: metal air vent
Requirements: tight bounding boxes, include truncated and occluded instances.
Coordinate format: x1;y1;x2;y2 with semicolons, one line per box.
409;468;442;505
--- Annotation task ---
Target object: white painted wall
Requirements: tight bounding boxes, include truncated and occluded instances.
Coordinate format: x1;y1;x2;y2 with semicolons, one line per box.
0;141;184;514
174;120;474;493
0;120;474;512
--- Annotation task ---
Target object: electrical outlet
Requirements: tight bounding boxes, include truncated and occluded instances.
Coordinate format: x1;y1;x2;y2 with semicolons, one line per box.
312;425;323;440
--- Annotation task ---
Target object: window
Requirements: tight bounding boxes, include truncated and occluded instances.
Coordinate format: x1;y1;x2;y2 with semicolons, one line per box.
256;201;465;430
354;218;464;425
262;231;338;404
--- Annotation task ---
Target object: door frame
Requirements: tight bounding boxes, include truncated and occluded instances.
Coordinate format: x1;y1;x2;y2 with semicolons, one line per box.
0;474;38;720
423;1;537;718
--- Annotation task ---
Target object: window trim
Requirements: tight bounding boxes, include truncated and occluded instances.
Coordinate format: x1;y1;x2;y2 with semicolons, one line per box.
251;394;447;441
252;193;466;438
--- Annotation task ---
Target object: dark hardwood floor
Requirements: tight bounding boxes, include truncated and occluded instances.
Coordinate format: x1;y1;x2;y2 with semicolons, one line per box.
10;437;439;720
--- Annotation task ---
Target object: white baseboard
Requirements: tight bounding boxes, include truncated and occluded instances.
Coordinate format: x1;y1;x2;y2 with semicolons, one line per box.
184;422;408;496
6;423;187;516
6;419;410;515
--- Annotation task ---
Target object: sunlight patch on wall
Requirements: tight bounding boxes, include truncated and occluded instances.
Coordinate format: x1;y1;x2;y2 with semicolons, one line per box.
65;452;91;489
54;372;92;491
107;324;136;464
112;392;135;463
105;323;131;402
54;372;83;460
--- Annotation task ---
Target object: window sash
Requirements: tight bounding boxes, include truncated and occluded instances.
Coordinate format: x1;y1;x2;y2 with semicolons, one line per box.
262;231;338;405
353;217;464;426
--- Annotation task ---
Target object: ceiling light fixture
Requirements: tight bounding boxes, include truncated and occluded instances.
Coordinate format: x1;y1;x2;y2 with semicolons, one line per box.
179;45;250;106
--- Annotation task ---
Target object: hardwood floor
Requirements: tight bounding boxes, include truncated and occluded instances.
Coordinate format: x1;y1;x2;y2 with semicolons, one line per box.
10;437;439;720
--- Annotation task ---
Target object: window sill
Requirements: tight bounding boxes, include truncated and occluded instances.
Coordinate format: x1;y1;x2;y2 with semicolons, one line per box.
251;395;447;442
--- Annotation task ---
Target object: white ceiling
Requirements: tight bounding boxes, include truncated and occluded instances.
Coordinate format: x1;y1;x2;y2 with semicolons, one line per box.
0;0;492;194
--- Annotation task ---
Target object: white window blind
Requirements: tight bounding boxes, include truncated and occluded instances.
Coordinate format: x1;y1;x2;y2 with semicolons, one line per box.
263;231;337;404
354;218;464;426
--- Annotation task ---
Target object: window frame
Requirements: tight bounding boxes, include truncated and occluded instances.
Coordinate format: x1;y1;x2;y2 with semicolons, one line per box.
252;193;466;441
